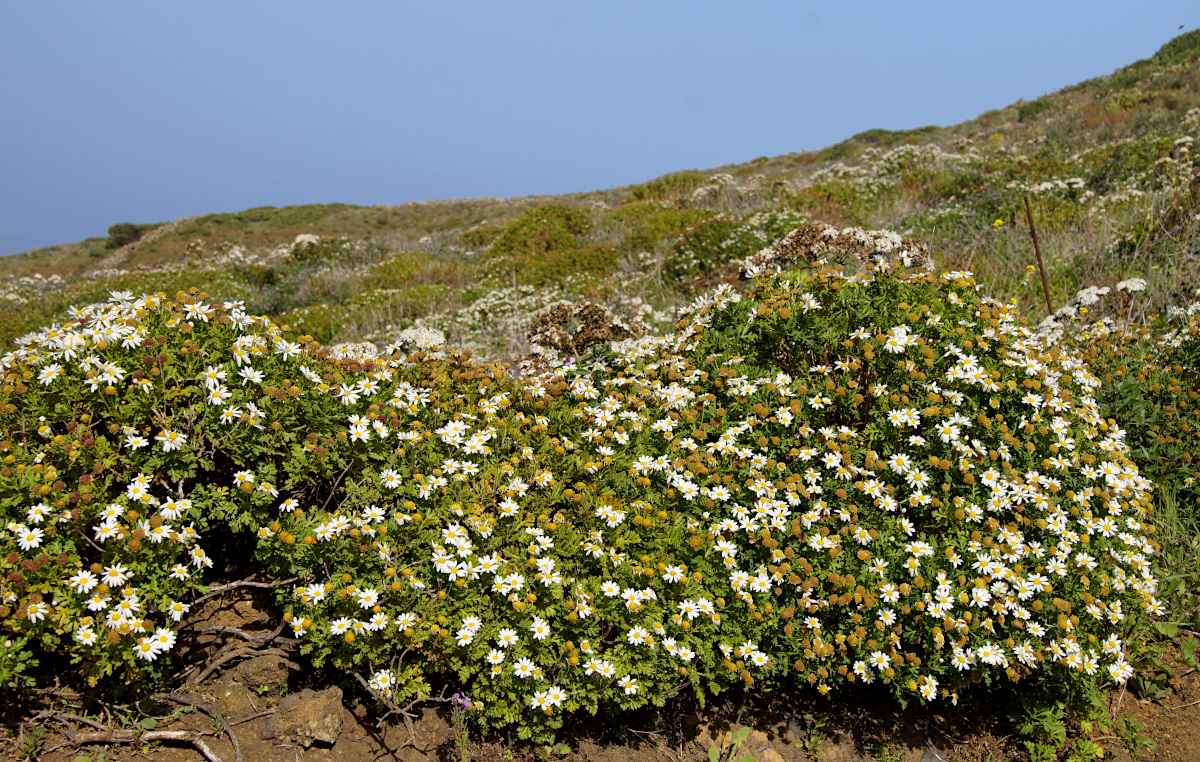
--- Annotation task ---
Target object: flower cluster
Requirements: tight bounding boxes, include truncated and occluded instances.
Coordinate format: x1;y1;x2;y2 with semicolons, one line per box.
0;236;1163;738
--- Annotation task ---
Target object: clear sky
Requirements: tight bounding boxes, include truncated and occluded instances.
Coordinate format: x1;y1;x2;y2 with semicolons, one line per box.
1;2;1195;256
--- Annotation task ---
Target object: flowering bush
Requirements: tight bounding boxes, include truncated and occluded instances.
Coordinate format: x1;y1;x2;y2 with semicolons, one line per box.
0;228;1164;740
1077;301;1200;515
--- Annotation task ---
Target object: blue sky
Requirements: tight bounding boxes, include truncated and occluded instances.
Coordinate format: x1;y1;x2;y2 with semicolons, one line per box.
0;2;1195;256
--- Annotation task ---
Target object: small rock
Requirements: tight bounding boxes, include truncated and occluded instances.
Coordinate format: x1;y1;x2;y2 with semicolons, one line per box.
231;654;296;693
785;714;814;742
208;681;258;718
715;728;770;750
816;734;861;762
261;686;343;748
232;599;269;626
713;728;786;762
921;735;953;762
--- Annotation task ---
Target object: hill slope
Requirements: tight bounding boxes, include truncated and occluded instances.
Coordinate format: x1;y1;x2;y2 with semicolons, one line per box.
2;30;1199;351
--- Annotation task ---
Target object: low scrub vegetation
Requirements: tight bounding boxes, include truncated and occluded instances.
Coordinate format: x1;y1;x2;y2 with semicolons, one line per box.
2;28;1200;758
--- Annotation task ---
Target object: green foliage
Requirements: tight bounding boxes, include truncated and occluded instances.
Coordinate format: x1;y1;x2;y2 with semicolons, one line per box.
1018;98;1053;123
480;205;597;285
472;205;626;287
820;126;942;162
790;182;867;226
1083;316;1200;518
177;204;360;238
1113;716;1156;760
1153;29;1200;68
604;202;714;243
458;223;507;252
1082;134;1176;194
0;249;1164;742
16;724;45;760
0;636;37;688
709;726;755;762
866;739;906;762
491;206;591;259
106;223;159;251
627;171;708;203
667;211;807;281
289;235;359;265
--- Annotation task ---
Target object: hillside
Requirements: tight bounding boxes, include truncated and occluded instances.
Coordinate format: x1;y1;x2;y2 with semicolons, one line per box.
5;30;1200;762
2;31;1199;355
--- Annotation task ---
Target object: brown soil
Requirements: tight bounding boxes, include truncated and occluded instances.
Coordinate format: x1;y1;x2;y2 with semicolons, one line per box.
10;590;1200;762
1106;664;1200;761
19;677;1200;762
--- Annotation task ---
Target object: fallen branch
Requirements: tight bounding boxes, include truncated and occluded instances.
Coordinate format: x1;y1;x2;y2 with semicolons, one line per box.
199;618;298;646
192;576;298;606
36;710;109;732
154;693;243;762
62;730;224;762
229;709;277;726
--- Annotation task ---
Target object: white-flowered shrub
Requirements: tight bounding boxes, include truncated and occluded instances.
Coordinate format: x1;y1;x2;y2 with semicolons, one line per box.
0;234;1162;739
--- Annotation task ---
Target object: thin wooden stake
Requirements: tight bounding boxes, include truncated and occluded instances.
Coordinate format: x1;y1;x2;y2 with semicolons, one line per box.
1023;196;1054;316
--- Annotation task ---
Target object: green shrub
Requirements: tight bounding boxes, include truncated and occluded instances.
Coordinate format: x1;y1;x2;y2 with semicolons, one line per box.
481;206;597;285
289;235;361;265
627;171;708;203
1083;134;1175;194
106;223;158;251
491;206;590;258
791;181;869;227
177;204;358;236
820;126;942;163
1018;99;1053;123
457;223;507;252
1153;29;1200;68
603;202;714;241
667;211;808;281
0;232;1161;742
1082;305;1200;516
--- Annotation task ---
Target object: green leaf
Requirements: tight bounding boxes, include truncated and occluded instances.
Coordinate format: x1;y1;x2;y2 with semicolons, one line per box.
708;746;719;762
141;717;158;730
1153;621;1179;638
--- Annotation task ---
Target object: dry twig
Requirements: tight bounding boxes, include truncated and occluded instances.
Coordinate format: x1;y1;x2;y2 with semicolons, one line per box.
154;692;244;762
68;730;224;762
191;576;298;606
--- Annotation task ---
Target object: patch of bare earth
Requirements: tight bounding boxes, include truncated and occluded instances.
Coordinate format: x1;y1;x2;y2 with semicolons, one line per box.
21;591;1200;762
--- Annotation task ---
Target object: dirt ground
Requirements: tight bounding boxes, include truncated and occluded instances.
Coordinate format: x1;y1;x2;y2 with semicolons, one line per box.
1107;665;1200;762
7;588;1200;762
16;673;1199;762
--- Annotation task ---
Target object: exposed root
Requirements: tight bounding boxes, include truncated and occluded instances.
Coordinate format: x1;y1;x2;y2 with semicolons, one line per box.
188;646;293;687
154;692;245;762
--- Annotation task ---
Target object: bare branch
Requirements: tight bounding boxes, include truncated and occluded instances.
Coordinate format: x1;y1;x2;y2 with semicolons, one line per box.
199;618;297;646
191;576;299;606
154;693;242;762
70;730;224;762
35;710;109;732
229;710;277;726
